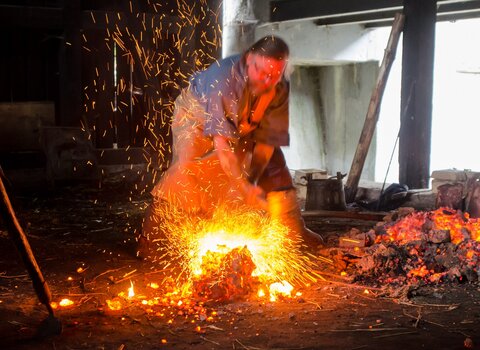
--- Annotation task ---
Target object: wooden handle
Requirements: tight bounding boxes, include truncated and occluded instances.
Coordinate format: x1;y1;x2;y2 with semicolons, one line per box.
0;174;53;310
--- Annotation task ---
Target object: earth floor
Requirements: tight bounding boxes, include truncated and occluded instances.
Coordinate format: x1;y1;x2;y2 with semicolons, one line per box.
0;183;479;350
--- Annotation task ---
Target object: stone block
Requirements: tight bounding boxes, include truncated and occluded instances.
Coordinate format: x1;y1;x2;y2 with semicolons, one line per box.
431;169;467;182
293;168;328;185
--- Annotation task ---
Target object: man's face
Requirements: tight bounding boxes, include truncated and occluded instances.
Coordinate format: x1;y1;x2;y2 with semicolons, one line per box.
246;53;288;95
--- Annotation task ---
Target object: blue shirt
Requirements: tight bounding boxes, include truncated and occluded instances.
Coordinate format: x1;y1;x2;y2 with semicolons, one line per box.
189;54;290;147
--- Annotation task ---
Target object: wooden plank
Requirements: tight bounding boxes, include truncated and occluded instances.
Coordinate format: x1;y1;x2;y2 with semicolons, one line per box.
270;0;463;22
315;0;480;26
344;13;405;203
302;209;386;222
399;0;436;189
270;0;403;22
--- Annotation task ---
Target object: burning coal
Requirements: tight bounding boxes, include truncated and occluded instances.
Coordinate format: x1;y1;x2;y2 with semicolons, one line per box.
333;208;480;287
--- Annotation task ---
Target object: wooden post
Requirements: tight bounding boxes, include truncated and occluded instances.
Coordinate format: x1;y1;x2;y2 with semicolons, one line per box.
399;0;436;189
344;13;405;203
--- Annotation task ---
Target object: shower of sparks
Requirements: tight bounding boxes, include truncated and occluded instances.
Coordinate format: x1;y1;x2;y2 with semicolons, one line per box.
83;0;222;194
80;2;317;303
148;204;318;301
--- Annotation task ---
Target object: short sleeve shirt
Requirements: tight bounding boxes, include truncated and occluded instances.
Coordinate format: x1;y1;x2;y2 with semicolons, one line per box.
189;54;290;147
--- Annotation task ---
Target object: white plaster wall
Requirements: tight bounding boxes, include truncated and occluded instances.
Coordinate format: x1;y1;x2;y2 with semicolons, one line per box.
320;63;378;179
256;20;387;65
256;20;384;179
283;66;326;170
252;10;480;183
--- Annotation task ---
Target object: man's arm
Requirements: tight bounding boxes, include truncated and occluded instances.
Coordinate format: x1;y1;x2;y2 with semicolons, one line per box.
213;135;245;186
213;135;266;208
247;143;274;185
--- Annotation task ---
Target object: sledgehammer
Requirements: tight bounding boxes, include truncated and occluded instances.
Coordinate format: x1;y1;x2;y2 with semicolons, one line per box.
0;168;62;337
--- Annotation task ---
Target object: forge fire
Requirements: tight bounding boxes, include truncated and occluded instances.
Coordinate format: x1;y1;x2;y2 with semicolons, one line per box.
135;206;316;303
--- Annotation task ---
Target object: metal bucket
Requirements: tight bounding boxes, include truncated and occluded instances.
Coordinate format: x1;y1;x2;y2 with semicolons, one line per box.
305;172;346;211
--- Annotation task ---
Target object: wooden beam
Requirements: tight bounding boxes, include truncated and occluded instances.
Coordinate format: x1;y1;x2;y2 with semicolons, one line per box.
315;0;480;27
302;209;386;221
314;10;399;26
271;0;403;22
399;0;436;189
271;0;478;22
344;14;405;203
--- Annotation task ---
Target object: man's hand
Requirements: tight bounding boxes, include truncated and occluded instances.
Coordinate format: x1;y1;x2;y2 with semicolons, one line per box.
213;135;269;211
241;181;268;211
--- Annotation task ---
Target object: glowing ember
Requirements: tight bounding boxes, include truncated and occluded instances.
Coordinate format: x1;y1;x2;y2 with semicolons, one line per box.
59;298;74;307
431;209;480;243
269;281;294;302
51;298;74;309
192;246;258;301
382;207;480;244
352;207;480;285
106;299;122;311
148;282;159;289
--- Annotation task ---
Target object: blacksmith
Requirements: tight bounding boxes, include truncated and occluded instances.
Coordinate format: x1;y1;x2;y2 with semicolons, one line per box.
138;35;322;258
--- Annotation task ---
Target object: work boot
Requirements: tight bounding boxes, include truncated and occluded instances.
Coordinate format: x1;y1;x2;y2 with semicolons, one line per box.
267;189;324;251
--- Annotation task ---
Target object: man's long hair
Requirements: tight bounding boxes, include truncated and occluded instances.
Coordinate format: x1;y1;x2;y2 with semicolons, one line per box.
247;35;289;60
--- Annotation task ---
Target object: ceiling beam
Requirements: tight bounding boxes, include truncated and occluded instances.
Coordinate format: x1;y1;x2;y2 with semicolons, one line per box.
271;0;480;23
271;0;403;22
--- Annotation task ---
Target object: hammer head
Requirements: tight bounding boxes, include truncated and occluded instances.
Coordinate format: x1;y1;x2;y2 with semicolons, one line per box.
36;314;62;338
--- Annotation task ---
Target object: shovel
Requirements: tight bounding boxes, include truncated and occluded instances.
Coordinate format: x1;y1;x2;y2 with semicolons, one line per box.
0;168;62;337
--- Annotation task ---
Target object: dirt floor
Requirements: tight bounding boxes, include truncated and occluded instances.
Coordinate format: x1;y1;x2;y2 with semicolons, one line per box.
0;182;479;350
